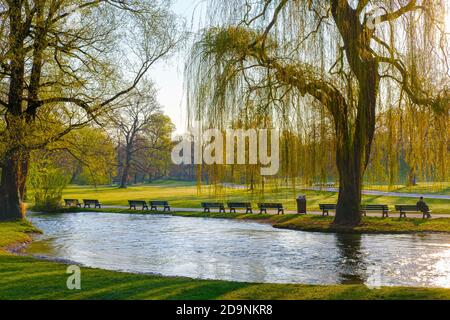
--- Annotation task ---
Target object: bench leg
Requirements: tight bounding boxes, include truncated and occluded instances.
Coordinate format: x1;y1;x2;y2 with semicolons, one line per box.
220;208;225;213
230;208;236;214
362;211;367;217
246;208;252;214
322;210;328;216
400;212;406;218
151;206;157;211
278;209;284;215
165;206;170;212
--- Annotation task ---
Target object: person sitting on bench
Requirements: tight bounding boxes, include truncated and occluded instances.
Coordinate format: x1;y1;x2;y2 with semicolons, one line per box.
416;197;431;219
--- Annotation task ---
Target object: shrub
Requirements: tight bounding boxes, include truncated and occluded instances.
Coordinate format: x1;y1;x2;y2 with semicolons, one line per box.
29;163;70;213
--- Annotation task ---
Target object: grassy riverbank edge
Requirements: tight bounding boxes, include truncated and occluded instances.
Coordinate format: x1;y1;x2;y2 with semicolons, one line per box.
43;207;450;234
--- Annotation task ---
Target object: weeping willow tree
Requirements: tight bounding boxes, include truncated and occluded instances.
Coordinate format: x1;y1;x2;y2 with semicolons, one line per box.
186;0;449;226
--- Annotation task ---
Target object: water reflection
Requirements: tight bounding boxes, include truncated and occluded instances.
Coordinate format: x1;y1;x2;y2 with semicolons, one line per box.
335;234;367;284
28;212;450;288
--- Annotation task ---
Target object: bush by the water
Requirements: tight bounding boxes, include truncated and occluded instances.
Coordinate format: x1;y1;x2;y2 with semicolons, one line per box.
29;163;70;212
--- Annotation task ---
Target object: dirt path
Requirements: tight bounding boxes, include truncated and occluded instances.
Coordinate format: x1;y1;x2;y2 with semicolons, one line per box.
304;187;450;200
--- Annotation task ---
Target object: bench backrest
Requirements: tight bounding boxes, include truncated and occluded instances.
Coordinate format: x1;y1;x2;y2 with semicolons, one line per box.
259;203;283;209
319;204;337;210
201;202;224;208
129;200;147;205
84;199;100;204
395;205;419;211
64;199;79;203
362;204;388;210
228;202;251;208
150;201;169;206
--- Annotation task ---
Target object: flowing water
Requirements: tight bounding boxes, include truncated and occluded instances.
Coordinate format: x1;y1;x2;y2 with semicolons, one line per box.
27;212;450;288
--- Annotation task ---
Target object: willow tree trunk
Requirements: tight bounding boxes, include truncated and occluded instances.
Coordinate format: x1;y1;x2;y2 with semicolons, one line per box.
329;1;379;227
333;76;378;226
334;144;363;226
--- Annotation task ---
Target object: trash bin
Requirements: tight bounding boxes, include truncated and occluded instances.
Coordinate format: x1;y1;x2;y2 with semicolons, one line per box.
296;195;307;214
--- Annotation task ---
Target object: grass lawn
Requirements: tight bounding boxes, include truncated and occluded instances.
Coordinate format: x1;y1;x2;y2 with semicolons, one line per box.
2;221;450;300
56;181;450;214
362;182;450;195
274;215;450;234
0;221;41;256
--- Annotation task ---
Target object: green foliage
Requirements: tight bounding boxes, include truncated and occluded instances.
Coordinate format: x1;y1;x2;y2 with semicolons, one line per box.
60;127;116;185
28;160;71;212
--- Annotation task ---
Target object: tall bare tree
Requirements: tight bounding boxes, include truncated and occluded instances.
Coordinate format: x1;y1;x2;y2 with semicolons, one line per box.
115;82;161;188
0;0;180;221
187;0;449;226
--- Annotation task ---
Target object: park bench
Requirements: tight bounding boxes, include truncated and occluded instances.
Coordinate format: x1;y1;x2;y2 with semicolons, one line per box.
128;200;149;211
64;199;81;208
395;205;432;219
361;204;390;218
83;199;102;209
150;201;171;212
314;182;335;188
258;203;284;215
227;202;253;214
201;202;226;213
319;204;336;216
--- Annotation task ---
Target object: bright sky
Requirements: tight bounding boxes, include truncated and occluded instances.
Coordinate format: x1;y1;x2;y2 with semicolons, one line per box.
150;0;206;135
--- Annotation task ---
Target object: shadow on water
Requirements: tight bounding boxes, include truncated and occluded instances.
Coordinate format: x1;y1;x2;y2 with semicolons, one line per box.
334;233;367;285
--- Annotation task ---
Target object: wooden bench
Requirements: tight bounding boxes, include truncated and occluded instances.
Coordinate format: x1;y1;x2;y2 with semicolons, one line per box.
83;199;101;209
64;199;81;208
258;203;284;215
201;202;225;213
228;202;253;214
314;182;335;188
361;204;389;218
150;201;171;212
395;205;432;219
319;204;336;216
128;200;149;210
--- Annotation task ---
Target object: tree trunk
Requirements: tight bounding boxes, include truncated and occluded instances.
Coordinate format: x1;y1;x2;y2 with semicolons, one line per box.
119;148;132;189
407;168;417;186
119;163;130;188
0;151;27;221
334;146;363;226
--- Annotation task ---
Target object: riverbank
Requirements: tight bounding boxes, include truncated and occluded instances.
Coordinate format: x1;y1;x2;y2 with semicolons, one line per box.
2;221;450;300
49;207;450;234
0;221;41;255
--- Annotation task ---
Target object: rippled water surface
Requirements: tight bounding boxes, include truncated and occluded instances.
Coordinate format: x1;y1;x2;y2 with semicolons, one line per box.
28;212;450;287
